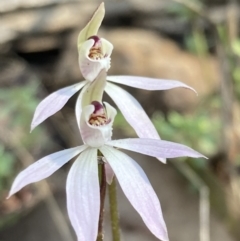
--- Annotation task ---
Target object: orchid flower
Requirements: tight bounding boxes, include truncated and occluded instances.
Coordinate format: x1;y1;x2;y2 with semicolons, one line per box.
78;2;113;81
31;72;196;161
11;101;206;241
30;3;197;163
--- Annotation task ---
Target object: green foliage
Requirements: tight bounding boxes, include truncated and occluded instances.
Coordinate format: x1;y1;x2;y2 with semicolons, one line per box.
166;0;203;21
114;97;220;169
185;29;208;55
231;39;240;99
153;111;219;156
0;82;38;128
216;24;229;47
0;146;15;191
113;112;136;137
0;80;49;193
153;101;220;168
166;4;194;21
231;39;240;57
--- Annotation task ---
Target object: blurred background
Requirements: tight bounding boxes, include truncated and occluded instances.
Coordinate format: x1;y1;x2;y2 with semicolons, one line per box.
0;0;240;240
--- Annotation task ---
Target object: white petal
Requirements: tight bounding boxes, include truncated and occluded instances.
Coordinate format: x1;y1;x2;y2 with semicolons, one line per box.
105;83;159;138
79;39;112;81
77;3;105;50
107;76;197;94
80;103;116;147
31;82;86;131
8;146;87;198
66;148;99;241
107;138;207;159
105;82;166;163
100;146;169;241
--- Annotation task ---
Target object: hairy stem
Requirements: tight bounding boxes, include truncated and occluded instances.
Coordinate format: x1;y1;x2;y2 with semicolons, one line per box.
108;177;121;241
97;163;107;241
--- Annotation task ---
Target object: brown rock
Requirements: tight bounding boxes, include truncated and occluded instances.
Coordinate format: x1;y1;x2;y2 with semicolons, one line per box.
0;2;98;44
128;0;173;13
107;28;220;113
0;0;80;12
14;35;62;53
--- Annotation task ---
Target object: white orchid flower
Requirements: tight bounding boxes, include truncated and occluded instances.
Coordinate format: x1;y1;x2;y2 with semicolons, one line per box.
78;2;113;81
11;101;206;241
31;72;196;163
30;2;197;163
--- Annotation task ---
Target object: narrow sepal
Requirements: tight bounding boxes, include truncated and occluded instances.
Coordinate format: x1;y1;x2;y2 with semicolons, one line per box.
105;82;166;162
31;82;86;131
100;146;169;241
8;146;87;198
77;3;105;50
106;138;207;159
81;69;107;107
107;75;197;94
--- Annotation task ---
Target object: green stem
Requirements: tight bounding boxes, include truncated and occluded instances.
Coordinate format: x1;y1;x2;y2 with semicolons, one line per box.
97;163;106;241
108;177;121;241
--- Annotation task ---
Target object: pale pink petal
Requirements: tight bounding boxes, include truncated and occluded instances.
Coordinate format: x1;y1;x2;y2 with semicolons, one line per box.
106;138;207;159
8;146;87;198
80;103;116;147
105;83;158;138
104;161;114;185
100;146;169;241
79;39;113;81
105;82;166;163
75;83;90;129
31;82;86;131
77;3;105;50
66;148;99;241
107;76;197;94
